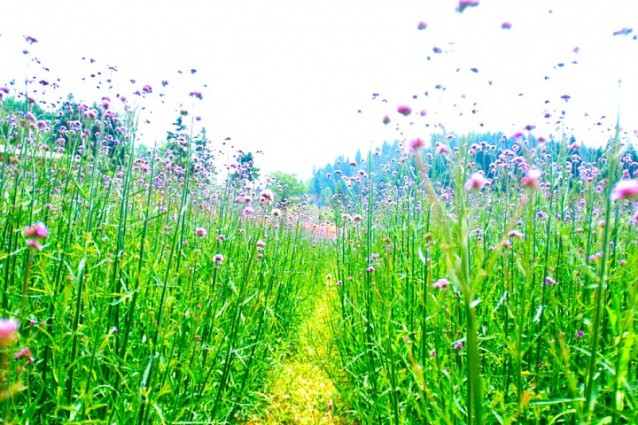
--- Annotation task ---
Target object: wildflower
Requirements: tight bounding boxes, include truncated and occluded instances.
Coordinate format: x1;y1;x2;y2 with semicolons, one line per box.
271;208;281;217
457;0;479;13
436;143;449;155
417;21;428;30
0;319;19;347
217;234;226;242
352;214;363;222
464;173;489;191
507;230;524;239
409;138;425;150
611;179;638;201
213;254;224;265
195;227;207;237
433;278;450;289
189;91;203;100
545;276;557;286
576;330;584;338
501;21;512;29
397;105;412;116
260;189;275;203
521;169;541;189
366;266;375;273
24;222;48;250
382;115;391;125
242;206;254;216
142;85;153;94
14;347;34;363
453;341;463;350
429;349;437;357
631;211;638;225
23;222;49;239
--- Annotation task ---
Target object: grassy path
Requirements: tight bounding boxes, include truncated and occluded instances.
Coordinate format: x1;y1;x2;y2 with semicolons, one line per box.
246;283;351;424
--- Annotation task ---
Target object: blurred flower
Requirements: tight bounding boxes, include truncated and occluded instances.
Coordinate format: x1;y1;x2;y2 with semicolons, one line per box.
213;254;224;265
409;138;425;150
14;347;34;363
522;169;541;189
417;21;428;30
189;91;203;100
0;319;19;347
242;206;254;216
457;0;479;13
23;222;48;239
397;105;412;116
464;173;489;191
576;330;584;338
382;115;391;125
501;21;512;29
453;341;464;350
195;227;207;237
611;179;638;201
433;278;450;289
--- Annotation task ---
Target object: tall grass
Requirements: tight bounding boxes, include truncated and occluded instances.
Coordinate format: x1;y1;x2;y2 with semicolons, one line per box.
326;136;637;423
0;98;323;423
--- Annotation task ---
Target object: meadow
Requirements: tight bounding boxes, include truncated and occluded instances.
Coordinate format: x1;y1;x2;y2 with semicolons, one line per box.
1;28;637;425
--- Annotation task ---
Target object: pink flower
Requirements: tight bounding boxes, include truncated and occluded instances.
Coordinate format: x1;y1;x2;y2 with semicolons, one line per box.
436;143;449;155
271;208;281;217
521;169;542;189
501;21;512;29
14;347;34;363
397;105;412;116
260;189;275;203
433;278;450;289
189;91;203;100
0;319;19;347
464;173;489;191
382;115;391;125
409;138;425;150
453;341;464;350
24;222;49;239
417;21;428;30
213;254;224;265
611;179;638;201
366;265;375;273
195;227;207;237
242;206;254;216
142;85;153;94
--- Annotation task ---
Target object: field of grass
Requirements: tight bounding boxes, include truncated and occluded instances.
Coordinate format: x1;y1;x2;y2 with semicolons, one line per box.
1;33;637;425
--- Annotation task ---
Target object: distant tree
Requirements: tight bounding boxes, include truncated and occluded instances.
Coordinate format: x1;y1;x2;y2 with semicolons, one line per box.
231;151;260;182
267;171;307;202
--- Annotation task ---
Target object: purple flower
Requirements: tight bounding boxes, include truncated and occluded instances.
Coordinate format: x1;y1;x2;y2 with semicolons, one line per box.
213;254;224;265
195;227;207;237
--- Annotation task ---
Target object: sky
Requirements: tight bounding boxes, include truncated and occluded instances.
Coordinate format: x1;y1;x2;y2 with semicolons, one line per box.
1;0;637;179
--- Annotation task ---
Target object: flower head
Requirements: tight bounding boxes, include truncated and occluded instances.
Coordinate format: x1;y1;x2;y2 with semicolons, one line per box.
397;105;412;116
0;319;19;347
464;173;489;191
611;179;638;201
213;254;224;265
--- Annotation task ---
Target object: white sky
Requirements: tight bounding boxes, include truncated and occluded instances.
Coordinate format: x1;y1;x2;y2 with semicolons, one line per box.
1;0;637;179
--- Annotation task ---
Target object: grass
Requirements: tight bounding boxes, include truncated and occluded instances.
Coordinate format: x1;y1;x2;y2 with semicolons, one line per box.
0;42;637;424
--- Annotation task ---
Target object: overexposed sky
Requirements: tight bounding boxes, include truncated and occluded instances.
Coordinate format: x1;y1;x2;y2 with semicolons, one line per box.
1;0;637;179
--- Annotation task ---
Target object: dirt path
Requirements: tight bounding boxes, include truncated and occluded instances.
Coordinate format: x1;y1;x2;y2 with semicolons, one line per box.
246;284;350;424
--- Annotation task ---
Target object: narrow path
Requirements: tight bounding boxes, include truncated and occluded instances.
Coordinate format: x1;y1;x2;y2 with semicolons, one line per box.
246;284;351;424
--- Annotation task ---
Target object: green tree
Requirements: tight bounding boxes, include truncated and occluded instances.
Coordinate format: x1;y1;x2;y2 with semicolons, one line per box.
267;171;307;202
